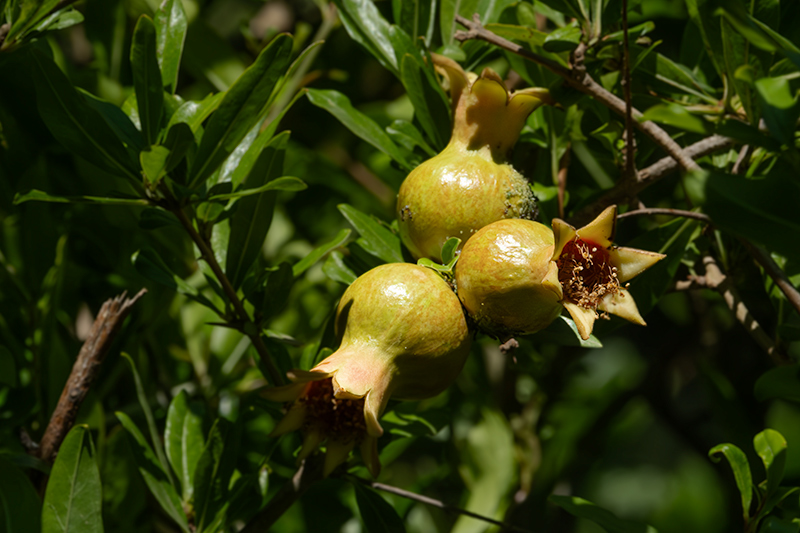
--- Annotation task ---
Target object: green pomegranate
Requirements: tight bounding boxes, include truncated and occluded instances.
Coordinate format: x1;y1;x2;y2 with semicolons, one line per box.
397;54;551;262
263;262;471;476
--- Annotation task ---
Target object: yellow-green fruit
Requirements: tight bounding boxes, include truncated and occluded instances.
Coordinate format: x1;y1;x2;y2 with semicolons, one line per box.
455;219;563;337
396;55;550;262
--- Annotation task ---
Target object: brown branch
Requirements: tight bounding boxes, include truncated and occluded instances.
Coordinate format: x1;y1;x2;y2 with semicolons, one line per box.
671;275;708;292
739;240;800;318
617;208;711;223
454;15;699;173
353;479;534;533
171;205;284;386
620;0;637;182
37;289;147;463
702;256;788;366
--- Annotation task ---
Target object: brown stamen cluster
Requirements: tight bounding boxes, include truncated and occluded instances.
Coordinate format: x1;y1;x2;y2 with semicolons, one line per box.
557;238;621;314
300;378;367;443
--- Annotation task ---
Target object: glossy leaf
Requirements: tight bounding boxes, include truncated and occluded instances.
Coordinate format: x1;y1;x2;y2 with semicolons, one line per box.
116;412;189;532
709;442;753;523
332;0;404;76
14;189;148;206
399;53;450;151
306;88;412;170
754;77;800;145
386;119;435;157
338;204;403;264
639;103;712;134
164;391;205;503
225;133;288;289
754;429;787;498
193;419;238;533
754;366;800;403
543;25;582;52
155;0;187;94
41;425;103;533
0;456;41;532
28;48;140;182
131;16;163;145
323;250;358;285
166;93;225;134
293;228;352;277
188;34;293;186
162;122;195;173
352;483;406;533
207;176;306;201
550;495;659;533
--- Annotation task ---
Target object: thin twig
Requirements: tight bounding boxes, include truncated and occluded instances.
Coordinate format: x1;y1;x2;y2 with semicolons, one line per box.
620;0;637;182
240;458;324;533
739;240;800;318
37;289;147;463
171;205;284;385
702;256;788;366
454;14;699;173
353;478;534;533
617;208;711;223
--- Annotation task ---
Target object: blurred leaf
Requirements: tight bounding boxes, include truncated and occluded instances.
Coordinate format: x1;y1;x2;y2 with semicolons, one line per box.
0;346;16;387
543;25;582;53
188;34;293;186
306;88;413;170
338;204;403;264
778;324;800;341
41;425;103;533
131;15;163;146
193;418;238;533
132;248;198;296
639;103;712;134
140;145;170;186
0;456;41;532
760;516;800;533
225;132;288;289
722;18;756;123
33;7;83;33
755;366;800;403
164;391;205;503
293;229;352;277
207;176;306;201
28;48;140;182
116;412;189;532
685;0;725;75
155;0;187;94
754;77;800;145
14;189;148;206
687;170;800;264
352;483;406;533
485;22;547;47
754;429;787;498
4;0;59;45
549;495;659;533
399;53;450;150
323;250;358;285
709;442;753;523
717;6;800;68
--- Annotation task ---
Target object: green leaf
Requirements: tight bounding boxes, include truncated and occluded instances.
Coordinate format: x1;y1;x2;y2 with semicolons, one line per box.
534;315;603;348
393;0;435;42
685;0;725;76
543;25;582;52
140;146;171;186
754;77;800;145
162;122;195;174
131;16;164;146
116;412;188;532
754;429;787;498
193;419;238;533
41;426;103;533
28;49;140;182
306;88;412;170
352;483;406;533
33;7;83;33
225;132;288;289
0;456;41;532
338;204;403;264
166;92;225;134
293;229;352;277
386;119;435;157
132;248;198;296
188;34;293;186
323;250;358;285
81;90;147;156
399;53;450;151
332;0;405;77
639;103;712;134
155;0;187;94
709;442;753;523
485;22;548;47
207;176;306;201
754;366;800;403
549;495;659;533
760;516;800;533
717;6;800;68
14;189;148;206
4;0;59;45
164;391;205;503
440;237;461;265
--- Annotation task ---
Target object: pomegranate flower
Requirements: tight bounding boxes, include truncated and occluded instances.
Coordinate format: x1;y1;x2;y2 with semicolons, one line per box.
551;206;665;340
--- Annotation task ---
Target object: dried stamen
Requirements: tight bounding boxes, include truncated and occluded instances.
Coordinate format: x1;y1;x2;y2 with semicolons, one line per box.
556;238;622;315
300;378;366;443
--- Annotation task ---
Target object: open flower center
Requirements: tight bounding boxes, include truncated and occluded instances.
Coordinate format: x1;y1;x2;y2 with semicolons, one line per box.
301;378;366;443
556;238;620;310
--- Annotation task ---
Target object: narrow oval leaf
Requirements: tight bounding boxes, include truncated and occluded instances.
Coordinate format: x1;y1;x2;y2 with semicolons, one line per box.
754;77;800;146
164;390;206;503
140;146;171;187
399;54;450;151
116;412;188;532
322;250;358;285
14;189;148;206
193;419;238;533
306;88;412;170
188;34;293;186
132;248;199;296
709;442;753;522
207;176;306;201
0;456;41;533
155;0;188;94
41;426;103;533
131;16;164;145
754;366;800;403
754;429;787;498
353;483;406;533
337;204;403;264
332;0;402;76
293;228;352;277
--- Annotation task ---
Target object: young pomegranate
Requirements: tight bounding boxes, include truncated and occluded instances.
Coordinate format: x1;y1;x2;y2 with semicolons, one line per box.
262;263;471;477
455;206;665;340
396;54;551;262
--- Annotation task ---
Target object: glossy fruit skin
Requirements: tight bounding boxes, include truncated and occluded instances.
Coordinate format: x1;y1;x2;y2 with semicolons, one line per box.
397;148;536;262
455;219;563;337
